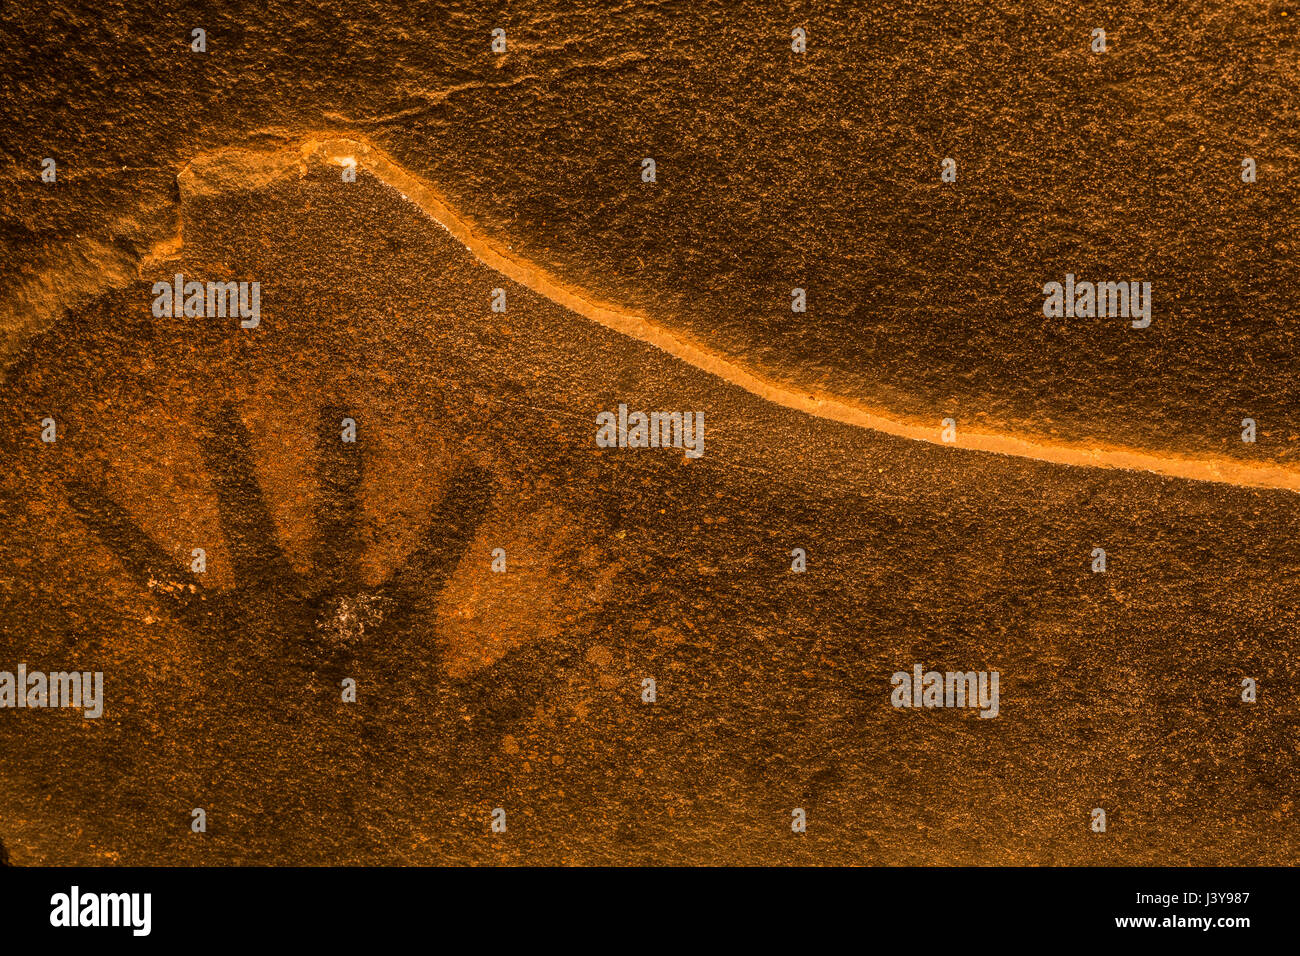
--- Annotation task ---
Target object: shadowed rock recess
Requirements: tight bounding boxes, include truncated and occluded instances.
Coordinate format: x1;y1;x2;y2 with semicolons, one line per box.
0;141;1296;865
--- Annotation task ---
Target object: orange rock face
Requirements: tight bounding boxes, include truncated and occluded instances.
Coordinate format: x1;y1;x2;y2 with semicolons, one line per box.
0;3;1296;866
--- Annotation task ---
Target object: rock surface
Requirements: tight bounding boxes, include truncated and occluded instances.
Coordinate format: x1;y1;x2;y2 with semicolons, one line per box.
0;2;1296;865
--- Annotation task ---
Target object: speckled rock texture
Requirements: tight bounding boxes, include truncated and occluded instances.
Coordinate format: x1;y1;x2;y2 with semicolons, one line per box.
0;2;1296;864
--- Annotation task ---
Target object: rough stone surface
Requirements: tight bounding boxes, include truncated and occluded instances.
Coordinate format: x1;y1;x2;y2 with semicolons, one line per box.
0;2;1297;865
